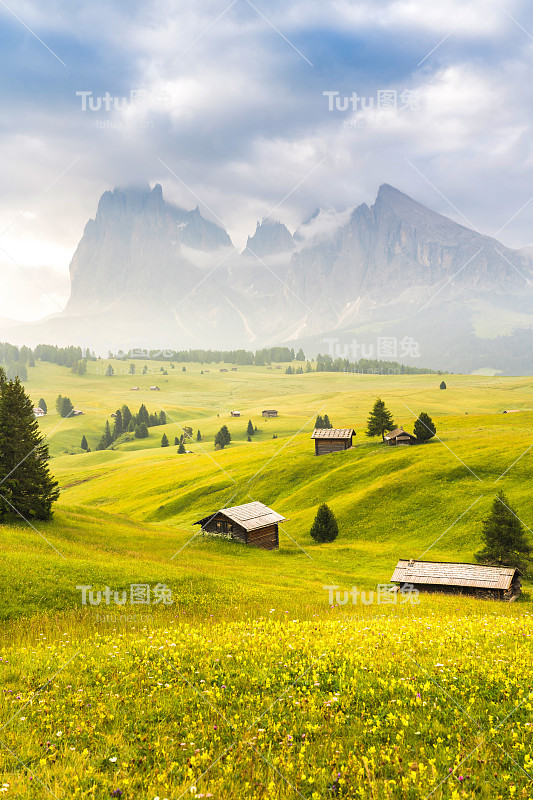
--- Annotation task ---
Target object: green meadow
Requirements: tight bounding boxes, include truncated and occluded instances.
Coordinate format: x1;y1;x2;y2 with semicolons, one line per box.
1;360;533;798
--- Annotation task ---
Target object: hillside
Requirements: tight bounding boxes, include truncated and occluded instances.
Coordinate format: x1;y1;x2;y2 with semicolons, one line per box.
2;360;532;620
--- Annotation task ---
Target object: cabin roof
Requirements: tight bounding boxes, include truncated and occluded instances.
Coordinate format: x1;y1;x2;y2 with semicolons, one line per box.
194;501;287;532
311;428;355;439
391;559;517;590
385;427;416;440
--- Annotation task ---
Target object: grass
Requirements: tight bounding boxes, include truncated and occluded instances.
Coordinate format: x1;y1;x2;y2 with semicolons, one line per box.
1;360;533;797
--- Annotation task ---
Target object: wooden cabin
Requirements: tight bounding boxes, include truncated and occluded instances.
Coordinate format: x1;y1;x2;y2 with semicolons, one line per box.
384;427;417;446
391;559;521;601
311;428;355;456
230;411;241;417
194;501;287;550
33;407;45;418
262;409;278;418
150;386;160;391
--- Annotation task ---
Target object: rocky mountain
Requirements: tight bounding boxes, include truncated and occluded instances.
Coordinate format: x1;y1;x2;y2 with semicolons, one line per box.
3;182;533;373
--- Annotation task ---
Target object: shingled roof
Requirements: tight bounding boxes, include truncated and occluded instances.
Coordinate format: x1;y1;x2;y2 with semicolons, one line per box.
311;428;355;439
391;559;517;590
385;427;416;440
194;501;287;532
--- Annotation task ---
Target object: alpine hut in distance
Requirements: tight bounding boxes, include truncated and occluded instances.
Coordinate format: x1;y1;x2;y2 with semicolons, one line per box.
194;501;287;551
311;428;355;456
384;427;417;446
391;559;522;601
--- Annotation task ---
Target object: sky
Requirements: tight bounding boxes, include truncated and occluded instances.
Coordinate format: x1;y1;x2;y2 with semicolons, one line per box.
1;0;533;321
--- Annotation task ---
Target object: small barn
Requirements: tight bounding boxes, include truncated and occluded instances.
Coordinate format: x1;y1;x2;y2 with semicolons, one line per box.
262;409;278;418
391;559;521;601
150;386;160;391
220;368;228;372
131;387;140;391
230;411;241;417
311;428;355;455
194;501;287;550
33;407;45;418
384;427;417;446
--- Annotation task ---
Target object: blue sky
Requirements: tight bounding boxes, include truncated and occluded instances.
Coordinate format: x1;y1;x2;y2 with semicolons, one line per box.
1;0;533;319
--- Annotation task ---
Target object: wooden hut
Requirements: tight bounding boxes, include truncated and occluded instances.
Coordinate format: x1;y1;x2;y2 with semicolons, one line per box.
262;409;278;418
311;428;355;455
194;501;287;550
384;427;417;446
230;411;241;417
391;559;521;601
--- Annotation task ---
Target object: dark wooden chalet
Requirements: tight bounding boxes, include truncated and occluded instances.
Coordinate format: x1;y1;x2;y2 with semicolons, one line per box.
194;501;287;551
391;559;521;601
262;409;278;418
384;427;417;446
311;428;355;456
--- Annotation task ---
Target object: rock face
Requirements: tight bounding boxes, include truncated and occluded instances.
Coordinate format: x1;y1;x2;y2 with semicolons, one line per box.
53;182;533;371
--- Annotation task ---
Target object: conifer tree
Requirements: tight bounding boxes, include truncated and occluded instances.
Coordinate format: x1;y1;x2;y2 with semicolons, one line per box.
174;436;180;446
39;398;47;414
476;492;532;573
247;419;254;436
315;414;324;429
414;412;436;442
440;380;447;390
366;398;395;441
161;433;169;447
56;394;63;414
121;405;132;430
60;396;74;418
0;370;59;521
81;435;89;451
178;441;186;454
310;504;339;543
112;409;123;440
196;430;202;442
323;414;332;429
135;422;149;439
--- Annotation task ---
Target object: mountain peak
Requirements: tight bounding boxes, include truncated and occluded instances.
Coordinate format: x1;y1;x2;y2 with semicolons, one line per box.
243;218;295;257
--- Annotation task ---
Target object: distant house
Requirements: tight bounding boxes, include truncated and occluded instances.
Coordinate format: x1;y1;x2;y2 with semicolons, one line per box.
72;409;84;416
150;386;160;391
391;559;522;601
230;411;241;417
262;409;278;418
384;427;417;446
231;367;238;371
33;407;45;418
194;501;287;551
110;413;117;418
503;409;520;414
131;387;140;391
311;428;355;456
220;368;228;372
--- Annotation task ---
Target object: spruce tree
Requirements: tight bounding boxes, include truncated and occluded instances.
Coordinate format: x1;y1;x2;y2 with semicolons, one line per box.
178;441;186;454
214;430;225;449
296;348;305;361
113;409;123;440
196;430;202;442
414;412;436;442
174;436;180;446
135;422;149;439
440;381;447;390
81;435;89;451
323;414;332;429
39;398;47;414
366;398;395;440
315;414;324;429
310;503;339;543
60;396;74;418
218;425;231;446
103;420;113;447
56;394;63;414
476;492;532;572
161;433;169;447
138;404;149;426
0;372;59;521
247;419;254;437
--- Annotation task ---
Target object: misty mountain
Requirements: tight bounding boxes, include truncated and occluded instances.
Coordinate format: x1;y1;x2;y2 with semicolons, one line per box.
3;182;533;373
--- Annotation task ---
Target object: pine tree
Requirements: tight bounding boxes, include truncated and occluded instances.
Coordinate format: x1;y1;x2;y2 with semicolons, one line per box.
220;424;231;445
60;397;74;418
178;441;186;454
305;361;313;372
56;394;63;414
310;504;339;543
121;405;132;430
174;436;180;446
159;411;167;425
39;398;47;414
112;409;123;440
161;433;169;447
214;430;226;449
247;419;254;436
440;381;447;390
323;414;332;429
315;415;324;429
138;404;149;426
476;492;532;573
135;422;149;439
366;398;395;441
103;420;113;447
80;435;89;451
196;430;202;442
77;359;87;375
414;412;436;442
295;348;305;361
0;372;60;521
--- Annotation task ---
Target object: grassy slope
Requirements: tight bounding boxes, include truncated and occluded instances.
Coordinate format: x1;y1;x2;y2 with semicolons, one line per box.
2;359;531;620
